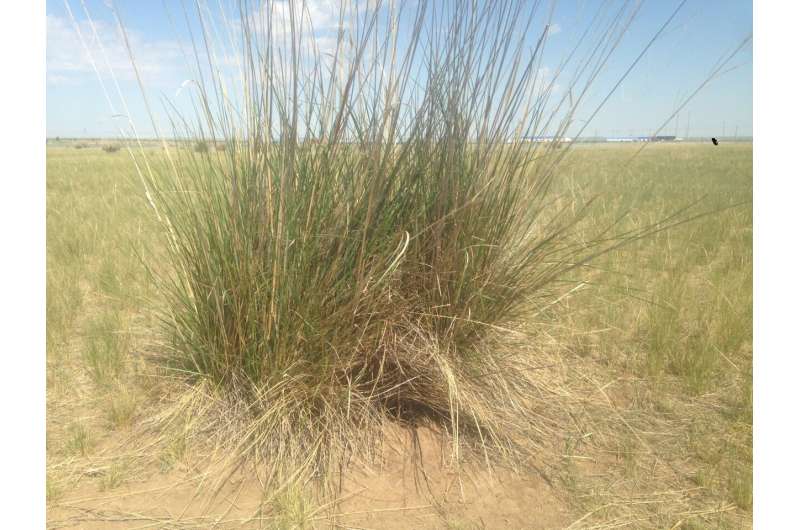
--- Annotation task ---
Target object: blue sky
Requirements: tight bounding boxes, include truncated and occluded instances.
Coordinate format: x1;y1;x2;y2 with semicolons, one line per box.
46;0;752;139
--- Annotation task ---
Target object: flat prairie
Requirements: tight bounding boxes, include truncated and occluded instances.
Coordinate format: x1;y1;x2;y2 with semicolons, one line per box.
46;142;752;529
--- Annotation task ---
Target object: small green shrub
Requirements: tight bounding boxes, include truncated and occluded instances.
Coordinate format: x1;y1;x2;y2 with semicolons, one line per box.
65;423;91;456
100;462;127;491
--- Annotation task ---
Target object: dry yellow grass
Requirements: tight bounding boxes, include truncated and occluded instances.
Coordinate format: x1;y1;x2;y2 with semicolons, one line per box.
46;141;752;528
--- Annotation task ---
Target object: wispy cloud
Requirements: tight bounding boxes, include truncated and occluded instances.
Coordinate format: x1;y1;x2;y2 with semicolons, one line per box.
48;0;386;89
273;0;342;33
250;0;385;55
547;23;562;36
47;13;184;87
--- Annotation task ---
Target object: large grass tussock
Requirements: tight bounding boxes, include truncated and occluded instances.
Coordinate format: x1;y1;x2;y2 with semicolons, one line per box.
127;0;654;483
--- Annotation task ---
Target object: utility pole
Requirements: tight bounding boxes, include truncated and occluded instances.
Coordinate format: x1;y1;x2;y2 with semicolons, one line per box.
685;112;690;140
672;92;681;139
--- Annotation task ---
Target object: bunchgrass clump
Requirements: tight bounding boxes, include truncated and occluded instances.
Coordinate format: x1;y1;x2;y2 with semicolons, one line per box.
120;0;679;486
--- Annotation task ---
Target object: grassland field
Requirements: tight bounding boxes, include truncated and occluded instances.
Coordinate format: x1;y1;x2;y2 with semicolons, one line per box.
46;141;752;529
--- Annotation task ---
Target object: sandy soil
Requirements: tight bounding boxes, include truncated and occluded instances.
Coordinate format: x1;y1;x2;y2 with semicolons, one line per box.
48;426;570;529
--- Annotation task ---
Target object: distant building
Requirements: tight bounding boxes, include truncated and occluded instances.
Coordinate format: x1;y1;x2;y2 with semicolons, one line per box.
607;135;676;143
522;136;573;143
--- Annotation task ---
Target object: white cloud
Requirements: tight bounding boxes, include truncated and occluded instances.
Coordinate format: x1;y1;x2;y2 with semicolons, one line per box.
47;0;385;113
255;0;341;39
547;23;561;36
251;0;384;55
264;0;375;31
535;66;552;86
532;66;561;96
46;13;183;87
